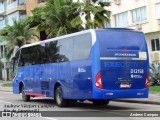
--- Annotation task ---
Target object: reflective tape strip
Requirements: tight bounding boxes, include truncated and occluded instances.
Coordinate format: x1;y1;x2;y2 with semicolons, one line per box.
100;57;147;61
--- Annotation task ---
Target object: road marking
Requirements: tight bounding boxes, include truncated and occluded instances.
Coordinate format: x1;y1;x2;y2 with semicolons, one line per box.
0;100;12;104
43;117;57;120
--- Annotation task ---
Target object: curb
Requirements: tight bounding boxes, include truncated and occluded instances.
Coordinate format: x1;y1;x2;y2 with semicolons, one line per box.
0;86;12;92
0;89;12;92
112;99;160;105
150;91;160;94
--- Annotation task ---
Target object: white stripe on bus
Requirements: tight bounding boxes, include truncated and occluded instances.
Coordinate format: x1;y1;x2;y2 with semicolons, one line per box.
100;57;147;61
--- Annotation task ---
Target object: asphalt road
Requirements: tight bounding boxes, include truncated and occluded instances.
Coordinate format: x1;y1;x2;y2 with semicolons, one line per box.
0;91;160;120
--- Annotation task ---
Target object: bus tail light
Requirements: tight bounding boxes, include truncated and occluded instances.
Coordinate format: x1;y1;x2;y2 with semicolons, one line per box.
145;73;149;88
95;72;103;89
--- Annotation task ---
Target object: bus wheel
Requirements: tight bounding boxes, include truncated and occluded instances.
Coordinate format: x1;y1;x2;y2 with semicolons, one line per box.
55;86;68;107
21;86;30;102
92;100;110;106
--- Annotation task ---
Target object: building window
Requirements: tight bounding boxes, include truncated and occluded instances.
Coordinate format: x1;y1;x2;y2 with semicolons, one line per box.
155;3;160;19
37;0;45;3
151;38;160;51
6;11;26;25
0;0;5;13
19;11;26;19
132;7;147;23
18;0;26;5
115;12;128;27
6;12;18;26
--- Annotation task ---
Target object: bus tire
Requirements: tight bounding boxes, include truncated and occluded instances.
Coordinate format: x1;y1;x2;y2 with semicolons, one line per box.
55;86;68;107
21;86;30;102
92;100;110;106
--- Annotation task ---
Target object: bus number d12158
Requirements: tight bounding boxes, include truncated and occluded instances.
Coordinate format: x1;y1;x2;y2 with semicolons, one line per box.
130;69;144;74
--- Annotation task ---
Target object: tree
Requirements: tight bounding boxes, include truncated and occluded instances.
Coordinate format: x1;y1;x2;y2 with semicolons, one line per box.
37;0;80;38
0;19;36;59
28;0;111;39
26;6;45;28
150;63;160;86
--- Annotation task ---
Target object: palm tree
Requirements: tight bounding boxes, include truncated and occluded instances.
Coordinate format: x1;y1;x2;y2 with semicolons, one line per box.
39;0;82;38
26;6;45;28
0;19;36;59
150;63;160;86
71;0;111;29
28;0;111;39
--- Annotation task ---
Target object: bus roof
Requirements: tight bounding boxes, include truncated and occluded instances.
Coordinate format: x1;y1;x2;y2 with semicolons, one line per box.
20;29;95;49
20;28;142;49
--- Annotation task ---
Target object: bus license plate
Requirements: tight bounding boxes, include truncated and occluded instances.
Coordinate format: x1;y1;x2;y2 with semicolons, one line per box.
120;84;131;88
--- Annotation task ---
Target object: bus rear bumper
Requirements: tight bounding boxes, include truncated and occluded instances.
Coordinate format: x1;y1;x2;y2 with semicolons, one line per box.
93;88;149;99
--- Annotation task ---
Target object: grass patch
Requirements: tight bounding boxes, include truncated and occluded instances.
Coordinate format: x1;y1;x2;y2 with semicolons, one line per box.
149;86;160;92
2;82;12;87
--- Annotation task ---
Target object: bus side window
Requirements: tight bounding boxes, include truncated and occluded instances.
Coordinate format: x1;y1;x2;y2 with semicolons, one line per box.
18;49;25;67
36;45;48;64
73;33;92;60
59;38;73;62
19;48;32;67
46;41;60;63
12;50;20;75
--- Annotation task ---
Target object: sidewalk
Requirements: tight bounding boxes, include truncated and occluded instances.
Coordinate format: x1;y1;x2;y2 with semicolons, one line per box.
0;80;12;92
0;80;160;105
113;92;160;105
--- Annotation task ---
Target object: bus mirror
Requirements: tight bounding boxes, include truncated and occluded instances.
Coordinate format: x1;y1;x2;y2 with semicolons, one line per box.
10;57;16;72
10;57;15;64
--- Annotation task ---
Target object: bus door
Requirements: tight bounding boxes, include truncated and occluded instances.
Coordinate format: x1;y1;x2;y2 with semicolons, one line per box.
17;48;33;93
36;45;50;96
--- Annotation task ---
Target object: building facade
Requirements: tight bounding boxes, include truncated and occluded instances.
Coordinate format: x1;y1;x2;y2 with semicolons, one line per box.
0;0;46;80
0;0;46;28
109;0;160;63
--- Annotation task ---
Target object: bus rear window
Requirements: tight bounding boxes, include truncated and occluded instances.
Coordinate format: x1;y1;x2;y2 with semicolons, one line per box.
96;30;147;57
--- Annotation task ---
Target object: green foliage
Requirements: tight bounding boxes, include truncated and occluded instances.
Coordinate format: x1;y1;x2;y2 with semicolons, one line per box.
27;0;111;38
71;16;82;28
149;86;160;92
2;82;12;87
71;0;111;29
41;0;79;38
149;63;160;86
26;6;45;27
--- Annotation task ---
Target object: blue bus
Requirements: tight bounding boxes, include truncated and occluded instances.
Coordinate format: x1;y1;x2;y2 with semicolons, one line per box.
12;28;149;107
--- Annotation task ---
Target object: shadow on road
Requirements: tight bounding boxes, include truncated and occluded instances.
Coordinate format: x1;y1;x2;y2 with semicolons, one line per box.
17;98;136;111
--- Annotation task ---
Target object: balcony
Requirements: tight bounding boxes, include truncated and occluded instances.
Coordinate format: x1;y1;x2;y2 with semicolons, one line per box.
6;10;26;26
0;5;5;14
7;1;18;11
6;0;26;11
0;20;5;29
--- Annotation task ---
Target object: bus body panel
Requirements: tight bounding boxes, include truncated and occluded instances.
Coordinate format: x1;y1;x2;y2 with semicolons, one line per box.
91;35;101;99
93;88;148;99
91;29;149;99
13;61;93;99
101;60;148;90
71;60;92;99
